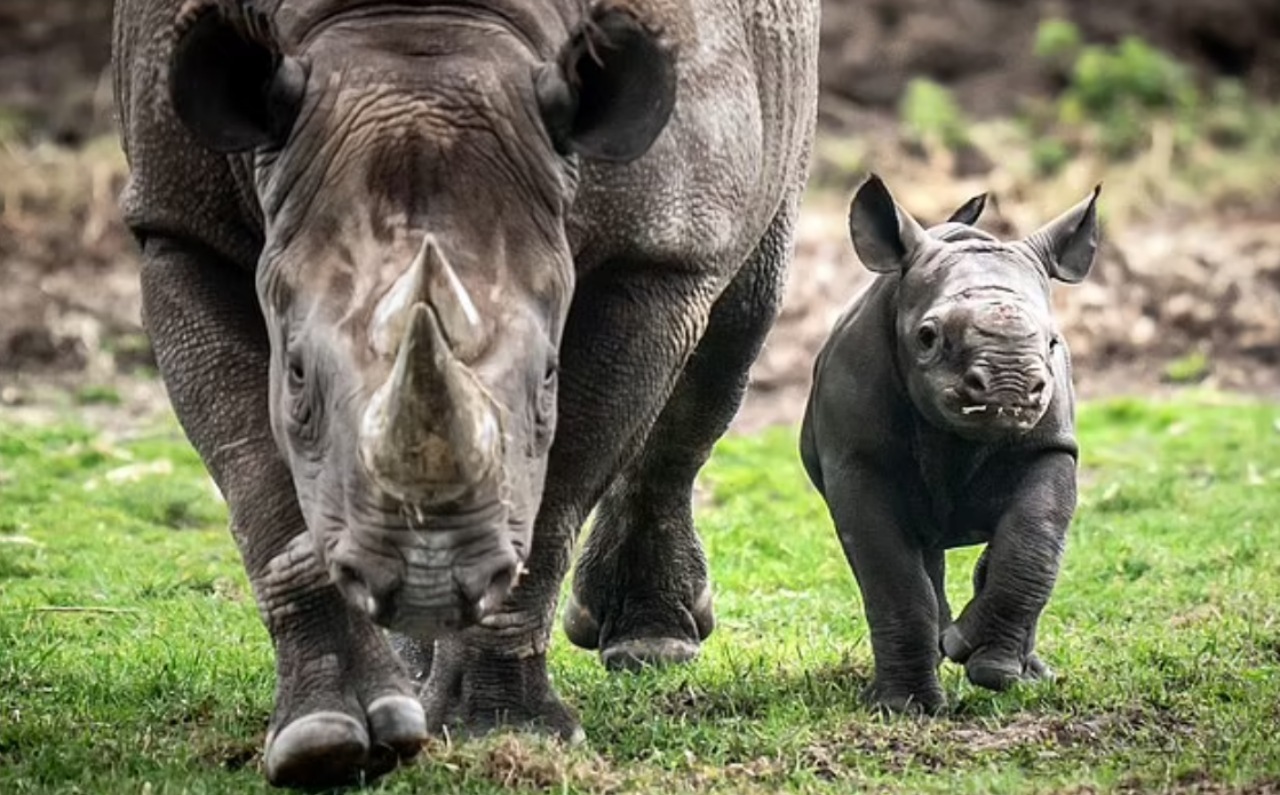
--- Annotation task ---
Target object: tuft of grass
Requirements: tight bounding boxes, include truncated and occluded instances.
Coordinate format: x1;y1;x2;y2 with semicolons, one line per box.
2;393;1280;793
1162;351;1212;385
899;78;972;153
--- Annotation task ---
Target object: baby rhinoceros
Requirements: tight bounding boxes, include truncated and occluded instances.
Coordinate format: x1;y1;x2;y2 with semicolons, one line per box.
800;174;1101;714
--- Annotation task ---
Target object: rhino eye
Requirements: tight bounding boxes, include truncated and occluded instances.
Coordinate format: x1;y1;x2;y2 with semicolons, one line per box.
532;361;558;454
286;353;306;392
916;322;940;353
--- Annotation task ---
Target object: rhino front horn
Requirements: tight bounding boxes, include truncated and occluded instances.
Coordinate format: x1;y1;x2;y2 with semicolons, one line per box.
359;303;500;505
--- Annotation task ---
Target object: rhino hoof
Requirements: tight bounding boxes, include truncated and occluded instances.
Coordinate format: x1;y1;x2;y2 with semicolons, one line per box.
965;654;1024;692
1022;653;1055;682
861;682;947;716
601;637;700;671
940;624;975;663
367;695;428;756
265;711;369;787
562;592;601;650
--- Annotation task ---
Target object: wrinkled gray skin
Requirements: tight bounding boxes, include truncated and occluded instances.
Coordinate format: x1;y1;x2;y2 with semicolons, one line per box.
799;175;1100;714
113;0;817;786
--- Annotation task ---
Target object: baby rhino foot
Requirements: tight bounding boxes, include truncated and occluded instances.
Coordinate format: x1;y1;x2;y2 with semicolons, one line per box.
563;587;715;672
862;677;947;716
941;625;1053;692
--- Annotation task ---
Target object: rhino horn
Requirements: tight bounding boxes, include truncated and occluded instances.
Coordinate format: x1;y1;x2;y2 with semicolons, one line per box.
359;302;500;504
371;235;486;361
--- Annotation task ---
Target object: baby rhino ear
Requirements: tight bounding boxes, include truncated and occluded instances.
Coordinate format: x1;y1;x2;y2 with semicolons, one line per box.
945;192;988;226
847;174;932;274
1023;185;1102;283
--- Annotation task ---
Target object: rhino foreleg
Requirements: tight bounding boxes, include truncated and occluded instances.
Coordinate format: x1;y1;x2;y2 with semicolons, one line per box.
563;203;797;671
824;467;948;714
416;264;726;737
138;239;424;786
942;454;1074;690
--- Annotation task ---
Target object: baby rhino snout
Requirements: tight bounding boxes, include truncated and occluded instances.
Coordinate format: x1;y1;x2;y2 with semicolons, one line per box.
959;362;1048;409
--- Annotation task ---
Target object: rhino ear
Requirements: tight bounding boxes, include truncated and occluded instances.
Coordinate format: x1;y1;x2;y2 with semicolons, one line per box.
1024;184;1102;284
946;192;988;226
169;1;307;153
847;174;932;274
537;5;677;163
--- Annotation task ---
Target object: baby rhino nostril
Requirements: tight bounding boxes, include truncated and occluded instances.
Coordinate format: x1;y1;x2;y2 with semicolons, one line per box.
963;369;989;397
1029;376;1048;401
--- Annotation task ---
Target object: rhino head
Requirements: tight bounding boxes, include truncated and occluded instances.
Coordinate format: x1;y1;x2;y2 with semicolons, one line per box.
848;174;1100;440
166;0;676;635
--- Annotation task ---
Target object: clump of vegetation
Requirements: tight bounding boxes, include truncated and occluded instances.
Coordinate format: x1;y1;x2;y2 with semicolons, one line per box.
899;77;972;154
1026;18;1279;171
3;395;1280;793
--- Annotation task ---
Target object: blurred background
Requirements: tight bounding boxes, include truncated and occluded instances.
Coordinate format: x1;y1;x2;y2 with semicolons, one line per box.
1;0;1277;432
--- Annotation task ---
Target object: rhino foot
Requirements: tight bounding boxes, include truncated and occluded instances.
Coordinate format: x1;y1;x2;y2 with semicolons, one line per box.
563;586;714;670
420;637;583;743
941;624;1053;692
861;678;947;716
265;694;426;787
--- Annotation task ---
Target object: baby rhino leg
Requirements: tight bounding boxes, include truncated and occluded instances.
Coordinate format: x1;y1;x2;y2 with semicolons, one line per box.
941;455;1075;691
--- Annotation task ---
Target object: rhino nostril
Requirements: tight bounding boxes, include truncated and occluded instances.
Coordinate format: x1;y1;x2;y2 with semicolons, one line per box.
455;557;519;616
1029;376;1047;401
963;369;989;397
333;562;393;621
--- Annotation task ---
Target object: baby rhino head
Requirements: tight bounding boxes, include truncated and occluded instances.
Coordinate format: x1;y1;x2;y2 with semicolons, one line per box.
848;175;1101;440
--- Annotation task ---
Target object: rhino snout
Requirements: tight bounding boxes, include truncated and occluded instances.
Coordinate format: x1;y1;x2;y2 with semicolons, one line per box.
327;534;522;635
959;363;1048;410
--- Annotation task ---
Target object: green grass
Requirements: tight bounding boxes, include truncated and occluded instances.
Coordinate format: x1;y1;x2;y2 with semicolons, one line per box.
2;393;1279;793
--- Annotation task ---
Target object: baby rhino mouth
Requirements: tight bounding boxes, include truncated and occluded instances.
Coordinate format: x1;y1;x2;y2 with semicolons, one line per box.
958;400;1045;428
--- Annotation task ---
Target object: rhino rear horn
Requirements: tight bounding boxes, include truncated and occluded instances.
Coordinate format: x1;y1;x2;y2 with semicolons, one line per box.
371;236;486;362
170;0;306;152
847;174;933;274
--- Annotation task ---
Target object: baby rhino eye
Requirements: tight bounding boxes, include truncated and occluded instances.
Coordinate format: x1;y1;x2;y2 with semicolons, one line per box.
916;322;940;352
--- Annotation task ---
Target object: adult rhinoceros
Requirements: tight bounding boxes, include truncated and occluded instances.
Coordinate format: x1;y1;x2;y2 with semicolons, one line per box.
112;0;818;786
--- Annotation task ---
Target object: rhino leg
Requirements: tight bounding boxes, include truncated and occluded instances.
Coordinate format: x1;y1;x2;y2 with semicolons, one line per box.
562;202;796;671
415;250;734;737
138;240;424;787
926;547;953;653
941;455;1074;691
822;468;947;714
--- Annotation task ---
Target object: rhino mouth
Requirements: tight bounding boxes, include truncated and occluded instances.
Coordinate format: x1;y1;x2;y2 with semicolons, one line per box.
951;399;1047;433
323;494;531;638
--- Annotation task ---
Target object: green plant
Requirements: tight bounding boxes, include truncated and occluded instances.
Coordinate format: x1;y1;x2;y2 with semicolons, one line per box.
3;395;1280;792
1032;21;1203;159
900;78;971;152
1162;351;1211;384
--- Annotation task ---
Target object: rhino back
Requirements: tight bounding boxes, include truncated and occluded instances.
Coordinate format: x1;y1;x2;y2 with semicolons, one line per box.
570;0;820;271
